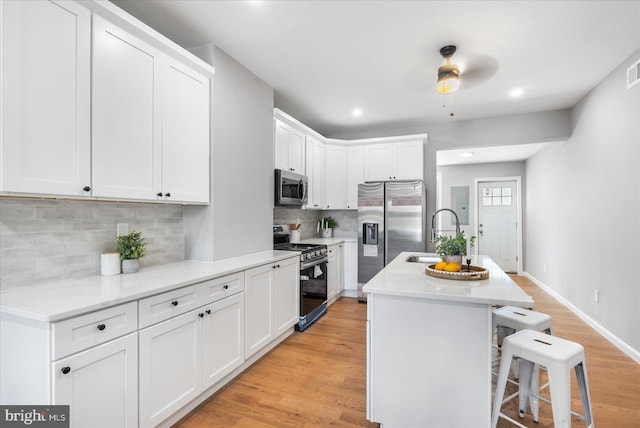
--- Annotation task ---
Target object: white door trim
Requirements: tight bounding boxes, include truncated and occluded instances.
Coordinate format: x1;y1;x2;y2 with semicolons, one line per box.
473;176;523;274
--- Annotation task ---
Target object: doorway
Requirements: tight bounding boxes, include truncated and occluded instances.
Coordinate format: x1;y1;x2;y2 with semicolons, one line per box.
474;177;522;273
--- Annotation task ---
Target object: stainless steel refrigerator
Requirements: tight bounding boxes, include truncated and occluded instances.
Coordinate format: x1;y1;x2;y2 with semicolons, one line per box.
357;181;426;291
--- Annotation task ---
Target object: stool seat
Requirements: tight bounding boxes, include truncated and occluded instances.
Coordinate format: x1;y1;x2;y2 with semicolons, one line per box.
493;306;552;348
492;329;594;428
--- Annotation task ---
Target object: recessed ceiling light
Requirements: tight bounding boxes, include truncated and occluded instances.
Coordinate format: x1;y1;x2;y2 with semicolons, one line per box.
460;152;474;158
510;88;524;98
352;108;362;117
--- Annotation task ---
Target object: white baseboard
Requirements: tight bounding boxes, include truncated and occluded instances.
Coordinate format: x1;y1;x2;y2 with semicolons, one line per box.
523;272;640;364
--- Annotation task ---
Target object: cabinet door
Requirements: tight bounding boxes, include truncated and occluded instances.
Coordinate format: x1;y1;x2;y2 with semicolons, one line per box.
92;15;161;200
161;60;210;203
327;251;339;304
347;146;365;209
244;263;274;359
343;241;358;292
289;128;306;174
1;0;91;196
139;311;202;427
324;145;347;209
306;137;325;209
273;257;299;336
274;120;291;172
202;293;245;389
365;144;394;181
394;141;423;180
52;333;138;428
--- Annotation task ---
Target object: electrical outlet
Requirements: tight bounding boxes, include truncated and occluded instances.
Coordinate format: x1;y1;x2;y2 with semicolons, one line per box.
116;223;128;236
594;289;600;303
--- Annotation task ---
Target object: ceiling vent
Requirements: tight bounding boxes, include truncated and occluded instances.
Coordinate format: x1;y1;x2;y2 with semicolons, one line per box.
627;59;640;89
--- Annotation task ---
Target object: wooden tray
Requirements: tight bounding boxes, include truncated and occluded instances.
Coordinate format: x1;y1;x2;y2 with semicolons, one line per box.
425;264;489;281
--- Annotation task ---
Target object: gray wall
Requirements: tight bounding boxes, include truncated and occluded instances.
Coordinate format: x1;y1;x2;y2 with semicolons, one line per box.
327;110;572;251
525;50;640;352
0;198;184;290
437;161;526;245
185;45;274;261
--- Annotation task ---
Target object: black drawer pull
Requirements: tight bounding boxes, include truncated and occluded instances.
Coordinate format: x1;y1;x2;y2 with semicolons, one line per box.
165;192;171;197
223;284;229;290
96;324;106;331
61;367;71;374
198;313;204;318
171;301;178;307
206;310;211;315
83;186;91;192
157;192;163;197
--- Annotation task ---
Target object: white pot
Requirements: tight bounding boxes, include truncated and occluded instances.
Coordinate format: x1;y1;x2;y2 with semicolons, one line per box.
444;255;463;265
122;259;140;274
321;228;332;238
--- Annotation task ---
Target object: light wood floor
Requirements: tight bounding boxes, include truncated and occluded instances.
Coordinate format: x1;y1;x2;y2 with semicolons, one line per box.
175;276;640;427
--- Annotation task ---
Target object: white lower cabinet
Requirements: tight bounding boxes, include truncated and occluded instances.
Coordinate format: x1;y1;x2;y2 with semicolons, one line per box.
139;310;202;427
327;243;343;303
202;293;245;389
245;256;299;359
52;332;138;428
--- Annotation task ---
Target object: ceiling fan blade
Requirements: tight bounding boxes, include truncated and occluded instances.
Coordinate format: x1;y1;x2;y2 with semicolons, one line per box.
460;54;499;88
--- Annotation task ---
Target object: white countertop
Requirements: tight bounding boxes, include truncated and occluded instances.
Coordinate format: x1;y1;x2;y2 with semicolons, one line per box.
0;250;299;322
300;237;355;245
362;252;533;307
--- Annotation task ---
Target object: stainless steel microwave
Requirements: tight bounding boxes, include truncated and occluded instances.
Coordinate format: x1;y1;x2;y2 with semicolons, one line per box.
275;169;308;206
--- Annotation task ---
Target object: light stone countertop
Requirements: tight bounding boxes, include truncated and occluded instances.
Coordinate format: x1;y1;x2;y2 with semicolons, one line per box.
300;237;355;246
0;250;300;322
363;252;533;307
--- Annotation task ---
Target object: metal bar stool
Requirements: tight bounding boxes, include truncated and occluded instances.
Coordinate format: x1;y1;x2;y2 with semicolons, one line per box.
492;329;594;428
492;305;553;420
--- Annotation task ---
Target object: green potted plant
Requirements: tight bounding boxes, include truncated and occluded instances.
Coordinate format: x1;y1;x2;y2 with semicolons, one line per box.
320;216;338;238
435;231;476;264
115;230;148;274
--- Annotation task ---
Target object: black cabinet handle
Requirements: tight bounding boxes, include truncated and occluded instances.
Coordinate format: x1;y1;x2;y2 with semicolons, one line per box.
83;186;91;192
223;285;229;290
61;367;71;374
198;313;204;318
165;193;171;197
206;309;211;315
157;192;163;197
171;301;178;306
97;324;106;331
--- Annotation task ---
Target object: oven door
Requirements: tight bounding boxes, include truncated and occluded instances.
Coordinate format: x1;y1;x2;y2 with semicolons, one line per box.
299;258;327;318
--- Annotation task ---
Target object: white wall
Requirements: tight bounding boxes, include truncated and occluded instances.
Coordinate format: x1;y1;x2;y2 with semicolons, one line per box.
185;45;274;261
526;50;640;353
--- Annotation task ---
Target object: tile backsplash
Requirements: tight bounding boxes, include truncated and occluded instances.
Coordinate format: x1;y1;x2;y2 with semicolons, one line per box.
0;198;185;290
273;207;357;240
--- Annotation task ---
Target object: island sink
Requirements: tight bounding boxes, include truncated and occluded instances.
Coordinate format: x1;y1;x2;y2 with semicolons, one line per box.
405;254;441;264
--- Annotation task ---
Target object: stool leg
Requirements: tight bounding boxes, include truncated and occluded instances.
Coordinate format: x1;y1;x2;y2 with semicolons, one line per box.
530;363;540;422
492;346;515;428
547;364;572;428
517;359;534;418
574;362;593;427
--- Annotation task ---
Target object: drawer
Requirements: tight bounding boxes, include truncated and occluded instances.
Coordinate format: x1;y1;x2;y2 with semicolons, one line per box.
138;284;202;329
52;302;137;360
202;272;245;305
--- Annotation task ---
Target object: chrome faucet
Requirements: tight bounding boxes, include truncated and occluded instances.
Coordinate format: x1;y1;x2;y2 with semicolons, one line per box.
430;208;461;243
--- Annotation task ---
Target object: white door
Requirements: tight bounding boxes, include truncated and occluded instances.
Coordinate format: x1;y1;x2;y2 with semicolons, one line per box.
325;145;347;209
52;333;138;428
347;146;365;209
478;181;518;273
273;257;300;336
244;263;274;358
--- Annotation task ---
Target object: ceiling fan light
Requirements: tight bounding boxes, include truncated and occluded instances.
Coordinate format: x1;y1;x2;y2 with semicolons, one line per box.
437;64;460;94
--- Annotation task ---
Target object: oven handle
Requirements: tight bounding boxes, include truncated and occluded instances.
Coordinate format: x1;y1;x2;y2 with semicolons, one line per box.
300;256;328;271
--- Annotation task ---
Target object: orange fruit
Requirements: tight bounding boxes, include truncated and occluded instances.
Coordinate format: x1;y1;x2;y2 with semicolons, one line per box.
434;261;447;271
444;262;461;272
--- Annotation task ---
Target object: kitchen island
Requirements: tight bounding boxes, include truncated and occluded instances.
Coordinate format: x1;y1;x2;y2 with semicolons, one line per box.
363;252;533;428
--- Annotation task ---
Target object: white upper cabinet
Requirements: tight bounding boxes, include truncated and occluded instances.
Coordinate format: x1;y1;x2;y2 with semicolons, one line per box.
347;146;365;209
324;145;348;209
92;15;161;201
305;136;325;209
364;141;424;182
161;60;210;203
1;0;91;196
274;120;305;174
